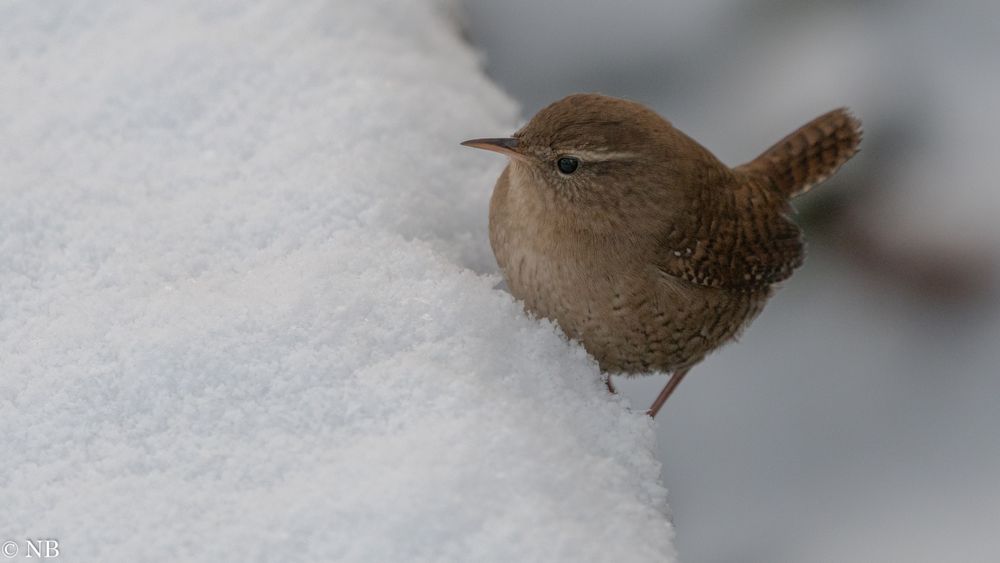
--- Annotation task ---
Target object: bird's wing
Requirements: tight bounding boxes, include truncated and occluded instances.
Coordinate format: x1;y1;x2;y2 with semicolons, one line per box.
655;177;804;290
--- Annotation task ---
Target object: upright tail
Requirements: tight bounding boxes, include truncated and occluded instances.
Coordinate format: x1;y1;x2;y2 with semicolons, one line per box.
737;108;862;198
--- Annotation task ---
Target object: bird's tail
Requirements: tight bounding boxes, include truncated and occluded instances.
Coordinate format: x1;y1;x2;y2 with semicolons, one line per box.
737;108;862;198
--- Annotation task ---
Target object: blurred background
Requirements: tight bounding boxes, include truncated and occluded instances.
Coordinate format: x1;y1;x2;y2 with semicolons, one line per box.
462;0;1000;561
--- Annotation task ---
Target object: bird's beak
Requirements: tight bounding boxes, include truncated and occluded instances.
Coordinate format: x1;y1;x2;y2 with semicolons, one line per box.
460;137;527;161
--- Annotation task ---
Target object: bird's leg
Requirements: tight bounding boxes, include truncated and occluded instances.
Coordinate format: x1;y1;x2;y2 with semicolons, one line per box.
647;368;690;418
605;374;617;394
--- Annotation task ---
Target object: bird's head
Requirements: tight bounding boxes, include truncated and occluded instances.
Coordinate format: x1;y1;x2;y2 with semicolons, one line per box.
462;93;725;231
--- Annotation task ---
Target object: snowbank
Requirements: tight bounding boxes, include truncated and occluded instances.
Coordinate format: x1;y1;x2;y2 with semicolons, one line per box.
0;1;675;561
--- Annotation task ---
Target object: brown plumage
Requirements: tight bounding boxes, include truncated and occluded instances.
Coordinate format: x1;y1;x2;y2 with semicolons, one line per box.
736;108;862;198
462;94;861;416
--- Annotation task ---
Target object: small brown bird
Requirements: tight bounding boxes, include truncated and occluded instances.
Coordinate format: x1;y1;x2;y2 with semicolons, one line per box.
462;94;861;417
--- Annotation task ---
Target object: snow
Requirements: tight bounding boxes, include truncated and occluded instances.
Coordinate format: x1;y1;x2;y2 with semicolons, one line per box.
0;1;676;561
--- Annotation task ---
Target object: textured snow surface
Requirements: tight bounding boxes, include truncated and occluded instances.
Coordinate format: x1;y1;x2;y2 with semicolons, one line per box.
0;1;675;561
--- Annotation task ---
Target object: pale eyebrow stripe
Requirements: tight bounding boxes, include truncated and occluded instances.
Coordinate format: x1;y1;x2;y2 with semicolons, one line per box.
561;149;639;161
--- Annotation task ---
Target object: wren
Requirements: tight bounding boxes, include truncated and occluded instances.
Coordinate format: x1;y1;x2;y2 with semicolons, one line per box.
462;94;861;417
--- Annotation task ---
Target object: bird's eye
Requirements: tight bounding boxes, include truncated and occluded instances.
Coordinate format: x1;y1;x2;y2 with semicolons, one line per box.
556;156;579;175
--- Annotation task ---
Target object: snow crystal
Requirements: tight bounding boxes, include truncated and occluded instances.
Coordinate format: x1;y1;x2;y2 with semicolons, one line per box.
0;1;675;561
